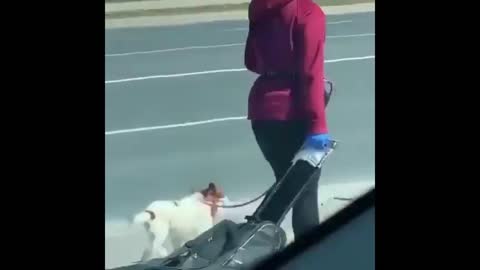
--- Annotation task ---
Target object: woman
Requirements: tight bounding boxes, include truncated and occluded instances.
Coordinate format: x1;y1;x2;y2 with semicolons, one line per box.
245;0;331;239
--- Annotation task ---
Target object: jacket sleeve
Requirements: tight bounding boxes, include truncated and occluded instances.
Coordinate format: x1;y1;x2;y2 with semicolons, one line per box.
295;11;328;134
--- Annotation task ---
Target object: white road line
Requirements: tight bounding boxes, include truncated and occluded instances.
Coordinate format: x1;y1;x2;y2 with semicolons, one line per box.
324;55;375;63
328;33;375;39
105;43;244;57
222;27;248;32
105;116;247;135
105;55;374;84
327;20;353;25
223;20;353;31
105;55;375;136
105;30;373;57
105;68;247;84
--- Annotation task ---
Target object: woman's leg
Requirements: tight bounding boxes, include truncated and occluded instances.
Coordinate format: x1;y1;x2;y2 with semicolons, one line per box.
251;121;321;238
251;121;305;181
291;168;321;238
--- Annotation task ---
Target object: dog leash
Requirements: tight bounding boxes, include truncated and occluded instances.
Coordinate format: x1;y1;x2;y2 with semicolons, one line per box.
206;141;338;209
206;188;272;209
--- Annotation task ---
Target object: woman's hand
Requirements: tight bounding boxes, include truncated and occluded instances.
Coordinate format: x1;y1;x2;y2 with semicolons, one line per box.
305;133;331;150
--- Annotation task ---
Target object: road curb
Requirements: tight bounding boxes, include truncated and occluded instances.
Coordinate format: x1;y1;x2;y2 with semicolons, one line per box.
105;2;375;29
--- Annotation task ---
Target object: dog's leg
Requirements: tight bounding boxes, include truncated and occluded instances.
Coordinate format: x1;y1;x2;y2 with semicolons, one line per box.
173;218;213;249
152;244;169;259
141;248;153;262
169;236;185;251
150;220;171;259
198;218;214;235
140;231;155;262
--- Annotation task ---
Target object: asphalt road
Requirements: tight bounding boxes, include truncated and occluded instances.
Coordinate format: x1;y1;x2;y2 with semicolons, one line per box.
105;12;375;219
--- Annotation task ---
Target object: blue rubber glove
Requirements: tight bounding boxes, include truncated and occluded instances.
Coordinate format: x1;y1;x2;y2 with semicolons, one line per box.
304;133;331;150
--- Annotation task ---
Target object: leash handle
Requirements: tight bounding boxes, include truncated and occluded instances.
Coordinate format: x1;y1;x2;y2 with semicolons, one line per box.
292;139;338;168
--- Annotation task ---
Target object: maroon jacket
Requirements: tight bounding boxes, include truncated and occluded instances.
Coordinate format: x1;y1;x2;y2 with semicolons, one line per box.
245;0;328;134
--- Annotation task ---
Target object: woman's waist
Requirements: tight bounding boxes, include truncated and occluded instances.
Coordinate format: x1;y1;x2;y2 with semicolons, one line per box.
248;82;300;111
251;73;298;93
259;70;297;79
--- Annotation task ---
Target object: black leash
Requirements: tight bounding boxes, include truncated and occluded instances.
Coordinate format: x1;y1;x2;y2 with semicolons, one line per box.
210;141;338;209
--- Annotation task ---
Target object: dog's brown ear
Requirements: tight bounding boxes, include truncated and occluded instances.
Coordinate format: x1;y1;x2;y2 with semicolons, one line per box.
208;182;216;190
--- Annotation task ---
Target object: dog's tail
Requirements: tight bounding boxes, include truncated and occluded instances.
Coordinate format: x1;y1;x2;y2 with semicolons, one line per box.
133;210;156;225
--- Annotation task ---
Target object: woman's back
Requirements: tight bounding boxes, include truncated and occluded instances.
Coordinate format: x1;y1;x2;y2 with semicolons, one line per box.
245;0;327;133
246;0;297;73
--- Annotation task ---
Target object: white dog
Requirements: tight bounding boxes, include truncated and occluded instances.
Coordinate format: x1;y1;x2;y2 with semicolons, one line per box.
133;183;227;262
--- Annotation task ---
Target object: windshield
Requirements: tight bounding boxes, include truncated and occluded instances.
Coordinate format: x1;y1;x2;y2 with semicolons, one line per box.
105;1;375;269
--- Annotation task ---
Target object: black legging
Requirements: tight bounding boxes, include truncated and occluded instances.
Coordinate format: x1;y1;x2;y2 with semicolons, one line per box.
252;120;321;239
